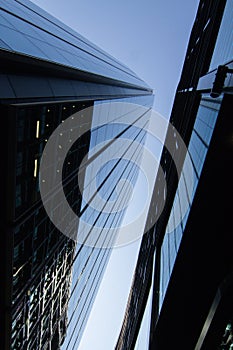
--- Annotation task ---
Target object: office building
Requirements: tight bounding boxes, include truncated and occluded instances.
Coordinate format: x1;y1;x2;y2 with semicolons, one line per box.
0;1;153;349
116;0;233;349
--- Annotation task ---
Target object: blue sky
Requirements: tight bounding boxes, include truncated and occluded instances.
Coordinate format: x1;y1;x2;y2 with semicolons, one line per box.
30;0;199;348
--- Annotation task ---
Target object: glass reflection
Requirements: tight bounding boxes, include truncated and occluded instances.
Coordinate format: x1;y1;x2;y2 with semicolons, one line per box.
159;95;222;312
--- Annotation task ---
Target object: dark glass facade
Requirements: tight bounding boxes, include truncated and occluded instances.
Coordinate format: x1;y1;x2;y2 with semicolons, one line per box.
1;101;92;350
0;1;153;350
116;0;233;349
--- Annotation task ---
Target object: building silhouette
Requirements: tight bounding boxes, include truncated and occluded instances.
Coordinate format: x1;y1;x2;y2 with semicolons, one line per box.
0;1;153;349
116;0;233;349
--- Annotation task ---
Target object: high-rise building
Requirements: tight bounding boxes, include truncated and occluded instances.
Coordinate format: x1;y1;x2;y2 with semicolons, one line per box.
0;1;153;349
116;0;233;349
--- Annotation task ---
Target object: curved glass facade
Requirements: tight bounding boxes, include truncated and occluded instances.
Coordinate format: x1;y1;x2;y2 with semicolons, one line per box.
0;0;149;89
62;95;153;350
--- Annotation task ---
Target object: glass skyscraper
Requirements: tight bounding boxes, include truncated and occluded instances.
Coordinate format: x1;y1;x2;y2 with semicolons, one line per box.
0;1;153;349
116;0;233;349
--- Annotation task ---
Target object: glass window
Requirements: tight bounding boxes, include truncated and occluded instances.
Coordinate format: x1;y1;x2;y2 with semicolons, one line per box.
15;184;22;208
159;94;223;314
209;0;233;70
0;13;16;28
0;37;12;50
0;25;48;59
26;37;71;66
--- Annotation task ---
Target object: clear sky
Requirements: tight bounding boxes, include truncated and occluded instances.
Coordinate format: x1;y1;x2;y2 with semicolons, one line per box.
30;0;199;349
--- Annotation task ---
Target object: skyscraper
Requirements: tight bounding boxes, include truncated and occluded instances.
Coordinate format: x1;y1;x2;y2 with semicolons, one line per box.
0;1;153;349
116;0;233;349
